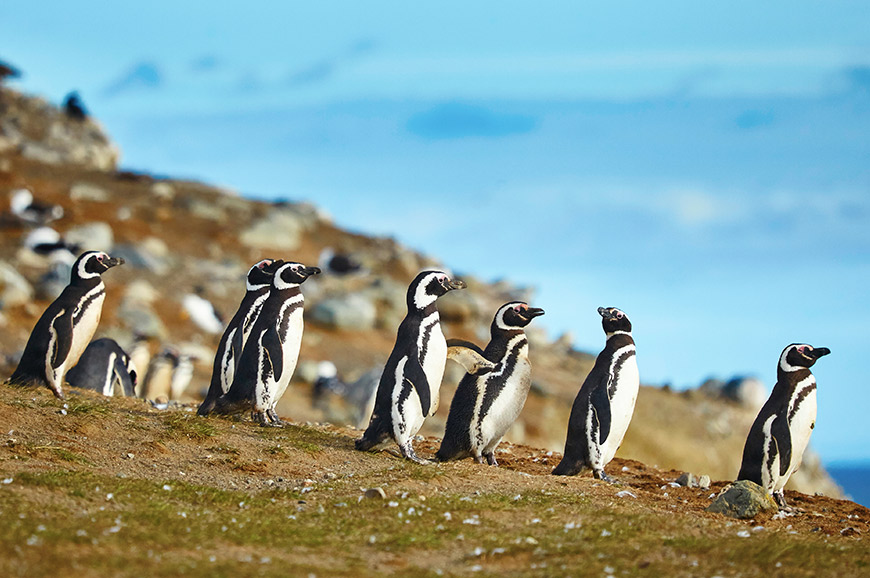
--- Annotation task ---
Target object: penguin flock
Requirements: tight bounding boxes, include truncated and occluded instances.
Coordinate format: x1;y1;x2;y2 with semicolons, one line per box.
3;248;831;511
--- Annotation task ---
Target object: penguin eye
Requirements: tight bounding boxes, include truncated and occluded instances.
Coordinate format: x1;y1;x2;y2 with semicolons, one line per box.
615;311;624;319
797;345;809;354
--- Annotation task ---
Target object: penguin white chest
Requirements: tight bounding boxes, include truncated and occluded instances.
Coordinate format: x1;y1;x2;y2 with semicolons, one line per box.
419;314;447;415
477;349;531;450
600;346;639;463
274;304;304;395
67;285;106;370
785;377;817;479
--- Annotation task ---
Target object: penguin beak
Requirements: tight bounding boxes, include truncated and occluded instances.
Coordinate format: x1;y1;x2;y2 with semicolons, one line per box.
810;347;831;359
446;278;466;291
302;266;321;277
104;256;125;268
521;307;546;320
597;307;610;318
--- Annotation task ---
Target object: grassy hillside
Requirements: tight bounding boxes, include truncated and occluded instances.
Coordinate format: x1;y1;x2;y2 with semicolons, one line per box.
0;385;867;577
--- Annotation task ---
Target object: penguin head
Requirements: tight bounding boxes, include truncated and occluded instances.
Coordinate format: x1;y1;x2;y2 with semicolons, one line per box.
598;307;631;334
494;301;545;331
246;258;284;290
408;270;466;310
72;251;125;282
274;262;321;289
780;343;831;372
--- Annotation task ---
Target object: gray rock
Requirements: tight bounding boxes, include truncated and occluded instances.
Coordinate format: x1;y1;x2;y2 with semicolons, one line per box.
309;294;377;331
364;487;386;500
69;182;110;202
111;239;171;274
239;209;305;250
722;377;768;409
65;222;114;252
698;475;712;490
36;262;72;301
117;304;167;340
676;472;696;488
21;142;63;165
186;198;227;223
438;289;480;324
0;261;34;308
705;480;778;519
150;182;175;200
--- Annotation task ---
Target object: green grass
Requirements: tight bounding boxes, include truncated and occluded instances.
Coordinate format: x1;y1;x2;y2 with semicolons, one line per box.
2;467;868;578
161;413;217;441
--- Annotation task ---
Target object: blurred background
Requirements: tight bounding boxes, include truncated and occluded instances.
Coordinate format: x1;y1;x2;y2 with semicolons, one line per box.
1;2;868;488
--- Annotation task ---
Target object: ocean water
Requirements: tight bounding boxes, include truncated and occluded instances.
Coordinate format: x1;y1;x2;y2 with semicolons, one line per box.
828;464;870;509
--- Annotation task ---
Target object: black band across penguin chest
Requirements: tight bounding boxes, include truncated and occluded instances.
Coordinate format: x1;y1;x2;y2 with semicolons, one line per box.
786;369;816;423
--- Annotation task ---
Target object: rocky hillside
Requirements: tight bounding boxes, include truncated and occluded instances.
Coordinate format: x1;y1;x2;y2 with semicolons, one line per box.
0;86;841;498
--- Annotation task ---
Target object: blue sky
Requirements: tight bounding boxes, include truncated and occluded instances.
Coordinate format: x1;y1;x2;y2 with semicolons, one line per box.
2;1;869;462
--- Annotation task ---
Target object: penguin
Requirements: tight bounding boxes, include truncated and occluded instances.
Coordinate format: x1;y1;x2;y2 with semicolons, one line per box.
66;338;138;396
139;346;195;402
7;251;124;399
215;261;320;426
318;247;364;276
127;335;152;397
63;91;88;121
737;343;830;509
182;288;224;334
436;301;545;465
355;270;466;463
552;307;639;480
10;189;65;226
0;59;21;83
198;258;283;416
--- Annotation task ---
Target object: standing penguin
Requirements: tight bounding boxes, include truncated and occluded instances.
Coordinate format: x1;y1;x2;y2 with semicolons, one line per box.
552;307;639;480
66;338;138;396
737;343;830;509
436;301;545;465
198;258;283;416
215;262;320;426
355;270;466;463
7;251;124;399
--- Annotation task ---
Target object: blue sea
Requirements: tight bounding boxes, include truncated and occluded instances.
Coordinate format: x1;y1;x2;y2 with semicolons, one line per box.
828;463;870;509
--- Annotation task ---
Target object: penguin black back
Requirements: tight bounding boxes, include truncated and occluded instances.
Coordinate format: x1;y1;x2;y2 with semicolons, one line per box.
66;338;137;396
356;270;466;463
737;343;830;507
552;307;638;479
215;261;320;424
437;301;545;464
198;258;282;416
8;251;124;398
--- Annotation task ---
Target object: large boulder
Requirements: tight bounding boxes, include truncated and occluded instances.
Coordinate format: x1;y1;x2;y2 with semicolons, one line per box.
706;480;778;519
309;294;378;331
0;261;33;308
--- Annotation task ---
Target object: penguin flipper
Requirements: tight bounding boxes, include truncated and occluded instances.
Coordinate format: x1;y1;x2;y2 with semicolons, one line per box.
114;358;135;396
50;309;73;369
591;382;612;444
447;341;496;375
405;353;431;417
771;414;792;478
261;327;284;382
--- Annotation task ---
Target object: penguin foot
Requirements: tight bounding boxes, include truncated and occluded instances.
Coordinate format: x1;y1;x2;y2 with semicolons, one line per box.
593;469;616;483
266;409;286;427
773;490;789;510
400;443;430;465
474;455;486;465
253;411;282;427
484;452;498;466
